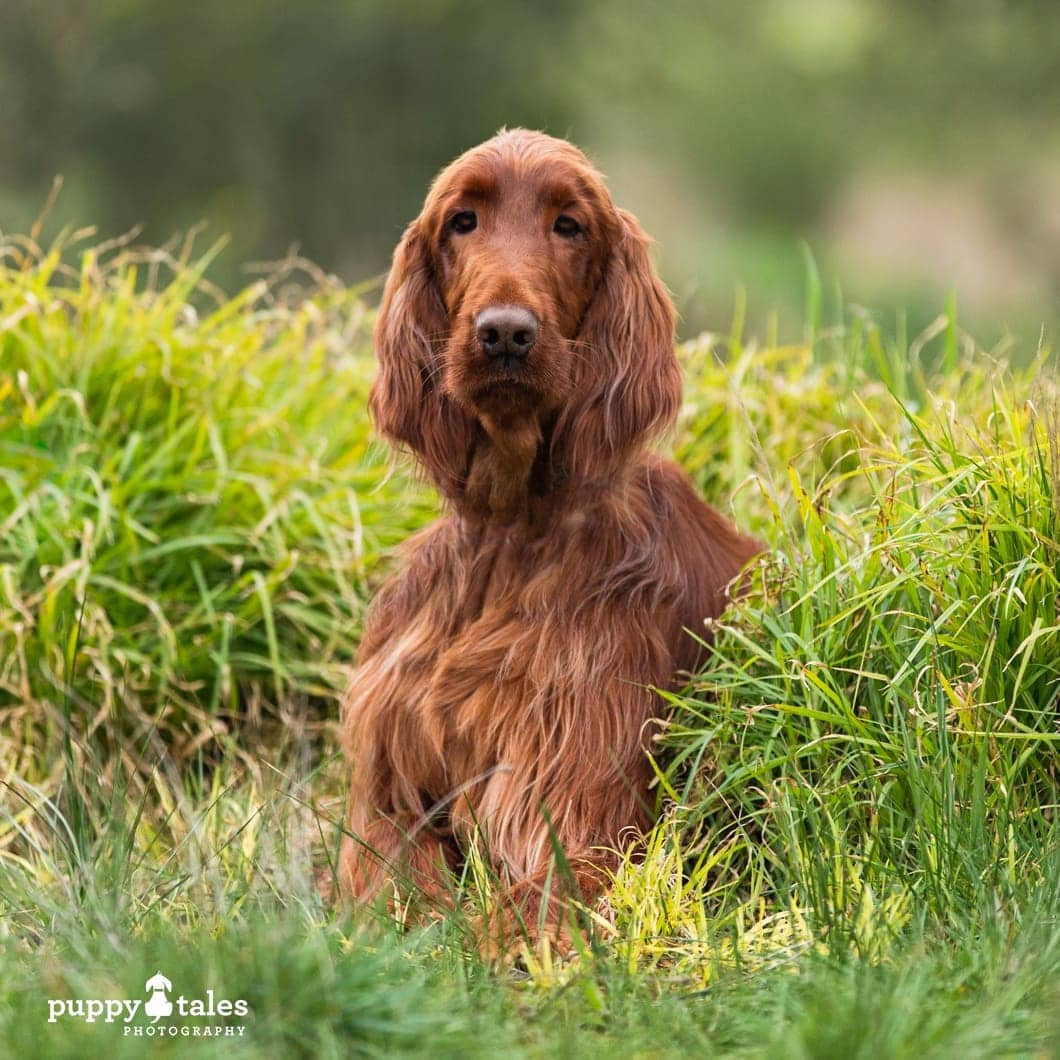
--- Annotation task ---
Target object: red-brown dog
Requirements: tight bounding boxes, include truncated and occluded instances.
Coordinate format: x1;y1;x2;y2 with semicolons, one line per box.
340;129;761;946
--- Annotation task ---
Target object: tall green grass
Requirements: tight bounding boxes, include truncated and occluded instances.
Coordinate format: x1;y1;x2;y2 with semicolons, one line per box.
657;336;1058;962
1;233;1057;1057
1;232;435;774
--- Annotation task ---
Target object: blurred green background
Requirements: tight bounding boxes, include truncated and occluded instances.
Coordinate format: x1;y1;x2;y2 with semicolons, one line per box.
2;0;1057;340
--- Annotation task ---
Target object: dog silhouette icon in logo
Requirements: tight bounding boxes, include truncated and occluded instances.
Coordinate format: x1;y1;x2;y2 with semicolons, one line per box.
144;971;173;1022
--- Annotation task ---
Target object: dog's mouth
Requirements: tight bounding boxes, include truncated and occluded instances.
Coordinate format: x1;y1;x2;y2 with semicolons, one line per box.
455;345;549;412
467;376;543;415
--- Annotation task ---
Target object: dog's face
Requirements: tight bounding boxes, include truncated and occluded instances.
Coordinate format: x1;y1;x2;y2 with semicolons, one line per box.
423;138;617;420
371;129;681;499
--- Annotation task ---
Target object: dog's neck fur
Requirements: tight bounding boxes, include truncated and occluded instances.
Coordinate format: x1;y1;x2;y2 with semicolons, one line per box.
461;409;599;526
463;412;543;522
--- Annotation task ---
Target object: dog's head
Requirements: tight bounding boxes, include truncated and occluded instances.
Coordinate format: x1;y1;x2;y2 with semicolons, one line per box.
371;129;680;499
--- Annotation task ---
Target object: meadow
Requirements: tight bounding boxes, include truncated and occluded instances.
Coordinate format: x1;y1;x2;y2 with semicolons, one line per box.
1;230;1057;1058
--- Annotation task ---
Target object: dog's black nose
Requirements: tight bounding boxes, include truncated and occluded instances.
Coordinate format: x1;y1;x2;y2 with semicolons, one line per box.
476;306;538;362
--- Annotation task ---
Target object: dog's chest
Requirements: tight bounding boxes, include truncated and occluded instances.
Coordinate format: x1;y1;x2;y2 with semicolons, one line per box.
361;521;563;681
452;526;544;622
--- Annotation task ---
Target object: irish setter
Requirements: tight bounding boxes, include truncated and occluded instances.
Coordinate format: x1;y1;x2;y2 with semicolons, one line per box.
340;129;761;947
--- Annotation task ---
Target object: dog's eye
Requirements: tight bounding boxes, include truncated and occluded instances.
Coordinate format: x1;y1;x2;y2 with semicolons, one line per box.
450;211;478;234
553;214;581;237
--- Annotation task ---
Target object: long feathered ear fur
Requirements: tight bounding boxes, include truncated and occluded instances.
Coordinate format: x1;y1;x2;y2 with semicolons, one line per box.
553;208;681;481
369;219;476;498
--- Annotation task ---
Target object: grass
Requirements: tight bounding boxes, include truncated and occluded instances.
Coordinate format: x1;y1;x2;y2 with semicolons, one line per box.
1;230;1057;1057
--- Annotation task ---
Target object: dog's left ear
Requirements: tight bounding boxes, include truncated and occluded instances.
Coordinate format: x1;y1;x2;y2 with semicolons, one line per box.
554;208;681;478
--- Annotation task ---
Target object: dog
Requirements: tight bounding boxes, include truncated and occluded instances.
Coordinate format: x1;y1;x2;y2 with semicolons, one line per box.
339;128;761;948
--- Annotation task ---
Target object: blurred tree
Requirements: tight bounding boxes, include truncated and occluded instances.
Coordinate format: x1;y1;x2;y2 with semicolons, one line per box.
0;0;581;277
1;0;1057;333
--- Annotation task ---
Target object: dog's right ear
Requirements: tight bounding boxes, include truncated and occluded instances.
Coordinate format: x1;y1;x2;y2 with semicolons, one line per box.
369;218;476;498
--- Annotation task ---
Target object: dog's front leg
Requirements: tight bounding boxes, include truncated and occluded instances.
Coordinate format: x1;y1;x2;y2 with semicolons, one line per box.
339;810;456;912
